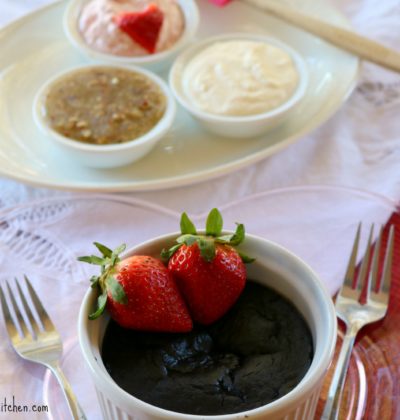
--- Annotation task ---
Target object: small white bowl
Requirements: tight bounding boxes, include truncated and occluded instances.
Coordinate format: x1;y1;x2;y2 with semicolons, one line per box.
63;0;200;72
78;232;336;420
170;33;309;139
33;64;176;169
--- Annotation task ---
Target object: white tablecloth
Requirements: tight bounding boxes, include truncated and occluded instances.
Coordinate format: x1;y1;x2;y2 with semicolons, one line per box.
0;0;399;419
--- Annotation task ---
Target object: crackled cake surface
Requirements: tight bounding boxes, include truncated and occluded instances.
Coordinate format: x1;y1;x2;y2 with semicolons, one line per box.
101;281;313;415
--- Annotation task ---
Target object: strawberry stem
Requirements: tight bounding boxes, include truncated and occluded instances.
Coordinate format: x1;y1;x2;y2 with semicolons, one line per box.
78;242;128;319
161;209;254;264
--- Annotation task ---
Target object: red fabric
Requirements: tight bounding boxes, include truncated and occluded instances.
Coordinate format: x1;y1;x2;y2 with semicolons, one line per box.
360;213;400;419
316;213;400;419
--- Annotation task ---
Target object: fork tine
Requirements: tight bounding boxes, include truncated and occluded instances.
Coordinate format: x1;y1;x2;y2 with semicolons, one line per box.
24;276;55;332
366;226;383;302
15;279;41;337
343;223;361;289
355;224;374;299
6;281;32;340
379;225;395;300
0;285;20;340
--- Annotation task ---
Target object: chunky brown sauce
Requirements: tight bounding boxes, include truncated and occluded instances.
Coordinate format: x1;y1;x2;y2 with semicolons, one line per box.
43;67;166;145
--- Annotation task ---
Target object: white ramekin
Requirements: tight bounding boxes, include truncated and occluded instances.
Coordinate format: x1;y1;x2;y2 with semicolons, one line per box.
169;33;309;139
63;0;200;72
33;64;176;169
78;232;336;420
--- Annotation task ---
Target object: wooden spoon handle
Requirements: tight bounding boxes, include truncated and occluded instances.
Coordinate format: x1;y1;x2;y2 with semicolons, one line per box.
241;0;400;73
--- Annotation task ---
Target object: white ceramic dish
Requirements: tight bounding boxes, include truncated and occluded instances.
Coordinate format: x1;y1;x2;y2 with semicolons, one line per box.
78;232;337;420
33;64;176;169
170;33;308;139
0;0;359;191
1;186;396;418
63;0;200;72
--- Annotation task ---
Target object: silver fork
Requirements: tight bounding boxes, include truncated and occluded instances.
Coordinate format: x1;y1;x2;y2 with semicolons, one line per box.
0;276;86;420
321;224;395;420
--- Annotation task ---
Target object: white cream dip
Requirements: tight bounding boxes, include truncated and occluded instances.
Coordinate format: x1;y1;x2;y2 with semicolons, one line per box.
182;40;300;117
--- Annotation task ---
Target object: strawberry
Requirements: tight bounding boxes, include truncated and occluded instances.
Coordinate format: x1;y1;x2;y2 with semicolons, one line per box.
78;243;192;333
209;0;232;6
162;209;254;325
114;4;164;54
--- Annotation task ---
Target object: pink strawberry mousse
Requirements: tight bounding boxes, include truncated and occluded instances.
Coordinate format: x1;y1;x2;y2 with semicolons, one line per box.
78;0;185;56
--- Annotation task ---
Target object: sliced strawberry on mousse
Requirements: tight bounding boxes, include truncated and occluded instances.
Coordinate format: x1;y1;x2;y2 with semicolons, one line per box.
78;243;192;332
162;209;255;325
114;4;164;54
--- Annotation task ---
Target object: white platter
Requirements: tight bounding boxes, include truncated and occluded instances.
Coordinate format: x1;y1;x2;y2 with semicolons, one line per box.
0;0;359;191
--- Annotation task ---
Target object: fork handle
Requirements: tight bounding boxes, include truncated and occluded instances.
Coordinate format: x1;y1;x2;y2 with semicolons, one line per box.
48;362;86;420
321;324;359;420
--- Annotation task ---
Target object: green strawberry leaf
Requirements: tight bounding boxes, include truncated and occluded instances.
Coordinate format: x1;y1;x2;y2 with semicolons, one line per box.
94;242;112;258
206;208;223;237
77;255;107;266
80;242;129;321
113;243;126;256
214;235;231;244
197;237;216;262
90;275;100;289
217;226;241;245
161;243;182;261
88;291;108;320
216;223;245;246
111;243;126;265
106;276;128;305
180;212;197;235
230;223;245;245
238;251;256;264
177;234;198;246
